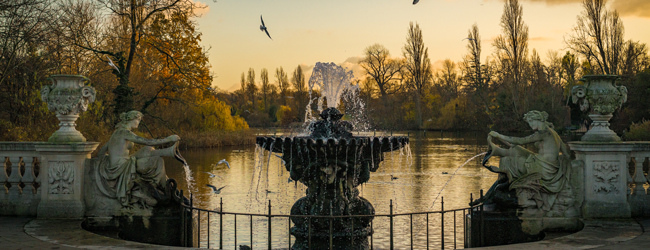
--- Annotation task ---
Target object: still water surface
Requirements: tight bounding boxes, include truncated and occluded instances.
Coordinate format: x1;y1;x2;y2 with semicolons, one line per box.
166;131;496;249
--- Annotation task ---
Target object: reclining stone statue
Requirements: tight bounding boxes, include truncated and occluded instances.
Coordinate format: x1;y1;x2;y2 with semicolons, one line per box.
86;110;186;216
474;110;579;233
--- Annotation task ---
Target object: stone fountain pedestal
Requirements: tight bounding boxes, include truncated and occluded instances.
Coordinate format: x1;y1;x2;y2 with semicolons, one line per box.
257;108;408;250
35;142;99;218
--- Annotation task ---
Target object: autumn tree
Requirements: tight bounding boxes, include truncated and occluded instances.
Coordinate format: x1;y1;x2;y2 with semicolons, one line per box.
359;44;403;97
137;10;212;119
402;22;432;128
56;0;203;120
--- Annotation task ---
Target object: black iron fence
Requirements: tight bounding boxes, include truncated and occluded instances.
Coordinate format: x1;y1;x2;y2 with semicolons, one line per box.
181;194;485;249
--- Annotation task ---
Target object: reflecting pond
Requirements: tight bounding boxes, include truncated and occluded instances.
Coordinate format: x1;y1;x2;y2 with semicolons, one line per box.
166;131;496;249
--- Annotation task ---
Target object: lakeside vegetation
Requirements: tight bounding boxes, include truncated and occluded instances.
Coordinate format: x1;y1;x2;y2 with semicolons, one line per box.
1;0;649;146
0;0;252;147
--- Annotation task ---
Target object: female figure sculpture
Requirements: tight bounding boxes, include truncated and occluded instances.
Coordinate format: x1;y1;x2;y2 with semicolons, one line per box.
481;110;572;215
95;111;181;207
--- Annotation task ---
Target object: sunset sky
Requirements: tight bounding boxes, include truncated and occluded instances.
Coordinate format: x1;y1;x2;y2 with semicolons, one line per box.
193;0;650;91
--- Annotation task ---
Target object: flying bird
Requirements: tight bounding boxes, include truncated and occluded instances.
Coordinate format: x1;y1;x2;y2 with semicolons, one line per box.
260;15;272;40
390;175;398;181
206;184;227;194
413;0;420;4
106;55;119;73
462;37;476;42
213;159;230;169
203;172;223;179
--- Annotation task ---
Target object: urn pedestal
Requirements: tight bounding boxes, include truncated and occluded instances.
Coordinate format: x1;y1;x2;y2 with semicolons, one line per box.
41;75;96;143
571;75;627;142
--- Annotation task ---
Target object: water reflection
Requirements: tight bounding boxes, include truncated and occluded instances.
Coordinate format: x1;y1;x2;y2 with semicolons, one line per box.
166;131;496;249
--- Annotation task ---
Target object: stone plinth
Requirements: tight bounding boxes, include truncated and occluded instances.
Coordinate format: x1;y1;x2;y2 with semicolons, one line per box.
35;142;98;219
569;142;633;218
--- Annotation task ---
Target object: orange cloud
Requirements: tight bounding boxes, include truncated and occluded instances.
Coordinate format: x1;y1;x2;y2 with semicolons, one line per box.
612;0;650;18
513;0;650;18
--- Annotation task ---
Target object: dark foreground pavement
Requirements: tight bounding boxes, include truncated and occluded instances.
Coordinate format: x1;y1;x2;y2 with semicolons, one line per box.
0;216;648;250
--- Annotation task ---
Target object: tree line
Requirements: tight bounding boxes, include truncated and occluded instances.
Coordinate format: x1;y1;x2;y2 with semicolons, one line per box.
224;0;650;134
0;0;248;143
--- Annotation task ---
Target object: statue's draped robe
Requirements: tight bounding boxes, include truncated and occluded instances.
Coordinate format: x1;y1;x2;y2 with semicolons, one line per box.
499;129;570;211
95;155;137;205
94;130;168;206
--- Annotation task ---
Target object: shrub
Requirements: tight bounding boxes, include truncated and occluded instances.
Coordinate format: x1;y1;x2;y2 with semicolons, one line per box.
625;120;650;141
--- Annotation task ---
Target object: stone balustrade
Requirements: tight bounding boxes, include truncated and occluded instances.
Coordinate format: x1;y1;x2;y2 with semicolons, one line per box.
0;142;44;216
627;142;650;217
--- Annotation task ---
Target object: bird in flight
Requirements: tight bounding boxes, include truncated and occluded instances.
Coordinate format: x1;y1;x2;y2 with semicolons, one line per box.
212;159;230;169
203;171;223;179
462;37;476;42
390;174;398;180
260;15;272;40
106;55;119;73
206;184;227;194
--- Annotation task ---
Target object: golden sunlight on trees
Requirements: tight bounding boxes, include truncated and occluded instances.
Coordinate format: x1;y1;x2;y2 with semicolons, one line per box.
0;0;249;145
402;22;432;129
56;0;206;120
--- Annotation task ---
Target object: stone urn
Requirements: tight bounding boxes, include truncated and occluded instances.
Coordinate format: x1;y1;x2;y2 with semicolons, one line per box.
571;75;627;142
41;75;96;142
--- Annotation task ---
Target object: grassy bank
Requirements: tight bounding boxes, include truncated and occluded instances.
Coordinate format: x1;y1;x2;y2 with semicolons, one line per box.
179;129;256;149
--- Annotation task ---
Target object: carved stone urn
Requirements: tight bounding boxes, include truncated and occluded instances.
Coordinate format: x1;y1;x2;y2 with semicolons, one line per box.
41;75;96;142
571;75;627;142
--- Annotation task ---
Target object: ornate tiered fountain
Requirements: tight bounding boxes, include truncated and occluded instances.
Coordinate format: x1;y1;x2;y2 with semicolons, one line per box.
256;63;409;250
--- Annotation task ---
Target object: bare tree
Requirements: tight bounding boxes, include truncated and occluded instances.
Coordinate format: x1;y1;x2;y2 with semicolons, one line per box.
292;65;305;93
359;44;403;97
493;0;529;117
566;0;624;75
275;66;289;105
0;0;51;86
0;0;55;130
461;24;495;123
246;67;257;108
620;41;649;77
260;68;270;111
402;22;432;128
